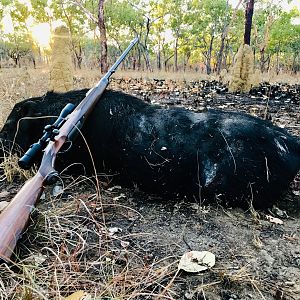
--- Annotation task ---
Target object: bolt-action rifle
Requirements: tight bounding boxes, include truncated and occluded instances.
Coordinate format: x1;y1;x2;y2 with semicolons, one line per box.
0;37;138;262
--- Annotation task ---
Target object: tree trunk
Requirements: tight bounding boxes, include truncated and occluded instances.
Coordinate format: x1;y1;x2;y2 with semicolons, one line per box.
137;47;141;70
216;0;243;74
157;39;161;70
183;52;191;72
260;48;265;73
223;41;230;69
291;54;298;74
132;56;136;70
276;46;280;75
206;30;215;75
98;0;108;73
259;15;273;73
217;35;226;74
32;56;36;69
140;45;152;71
75;45;83;69
244;0;255;45
157;51;161;70
174;37;178;72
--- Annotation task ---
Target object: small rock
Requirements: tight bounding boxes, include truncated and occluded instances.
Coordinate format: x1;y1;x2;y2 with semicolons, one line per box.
184;291;194;299
108;227;122;236
52;185;64;197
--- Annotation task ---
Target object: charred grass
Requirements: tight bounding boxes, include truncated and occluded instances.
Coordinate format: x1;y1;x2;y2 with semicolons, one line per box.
0;67;299;299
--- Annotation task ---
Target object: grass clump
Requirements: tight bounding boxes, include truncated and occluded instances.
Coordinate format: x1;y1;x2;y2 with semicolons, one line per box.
0;150;34;183
0;176;177;299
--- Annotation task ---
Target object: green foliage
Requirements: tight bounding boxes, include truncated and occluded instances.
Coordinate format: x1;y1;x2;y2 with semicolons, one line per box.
269;8;300;53
105;0;144;43
0;0;299;73
0;0;33;65
30;0;50;23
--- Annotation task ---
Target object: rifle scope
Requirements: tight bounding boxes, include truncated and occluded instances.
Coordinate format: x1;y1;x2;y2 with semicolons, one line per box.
18;103;75;170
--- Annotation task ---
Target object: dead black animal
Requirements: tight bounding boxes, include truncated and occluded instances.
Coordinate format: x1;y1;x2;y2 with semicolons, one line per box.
1;89;300;209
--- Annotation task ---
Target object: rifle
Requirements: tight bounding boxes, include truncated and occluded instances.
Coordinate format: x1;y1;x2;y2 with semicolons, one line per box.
0;37;138;262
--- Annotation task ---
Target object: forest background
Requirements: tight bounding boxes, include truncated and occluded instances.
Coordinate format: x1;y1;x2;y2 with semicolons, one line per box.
0;0;300;77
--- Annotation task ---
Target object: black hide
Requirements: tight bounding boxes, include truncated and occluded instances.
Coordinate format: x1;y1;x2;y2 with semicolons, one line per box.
1;89;300;209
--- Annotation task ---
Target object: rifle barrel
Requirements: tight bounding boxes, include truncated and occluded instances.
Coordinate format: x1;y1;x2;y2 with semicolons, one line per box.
101;37;139;82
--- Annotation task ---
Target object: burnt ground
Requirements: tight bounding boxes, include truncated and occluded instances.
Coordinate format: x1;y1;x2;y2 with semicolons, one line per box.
0;79;299;300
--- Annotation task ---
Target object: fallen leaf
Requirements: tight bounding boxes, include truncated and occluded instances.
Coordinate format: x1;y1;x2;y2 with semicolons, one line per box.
178;250;215;273
121;240;130;248
64;291;91;300
23;253;47;266
0;201;9;212
107;185;122;191
113;193;126;201
52;184;64;197
266;215;284;225
108;227;122;236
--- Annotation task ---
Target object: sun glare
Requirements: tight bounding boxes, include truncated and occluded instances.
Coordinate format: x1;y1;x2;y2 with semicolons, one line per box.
30;23;51;48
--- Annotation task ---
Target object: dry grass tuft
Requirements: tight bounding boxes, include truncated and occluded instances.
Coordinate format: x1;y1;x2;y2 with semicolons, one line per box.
0;67;49;129
0;176;178;299
0;144;35;183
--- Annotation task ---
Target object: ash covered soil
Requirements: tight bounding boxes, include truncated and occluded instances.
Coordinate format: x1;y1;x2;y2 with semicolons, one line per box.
0;79;299;300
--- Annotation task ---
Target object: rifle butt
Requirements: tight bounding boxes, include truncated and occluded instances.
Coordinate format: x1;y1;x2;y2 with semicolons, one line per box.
0;173;44;262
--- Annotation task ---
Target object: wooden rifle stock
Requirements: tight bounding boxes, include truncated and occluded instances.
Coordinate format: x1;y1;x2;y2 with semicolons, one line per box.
0;38;138;262
0;173;44;261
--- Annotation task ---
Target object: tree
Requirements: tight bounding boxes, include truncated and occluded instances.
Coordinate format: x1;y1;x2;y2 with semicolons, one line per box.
98;0;107;73
252;2;282;73
244;0;255;45
149;0;169;70
68;0;108;72
105;0;145;69
216;0;243;74
1;0;33;67
188;0;230;74
269;8;300;73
